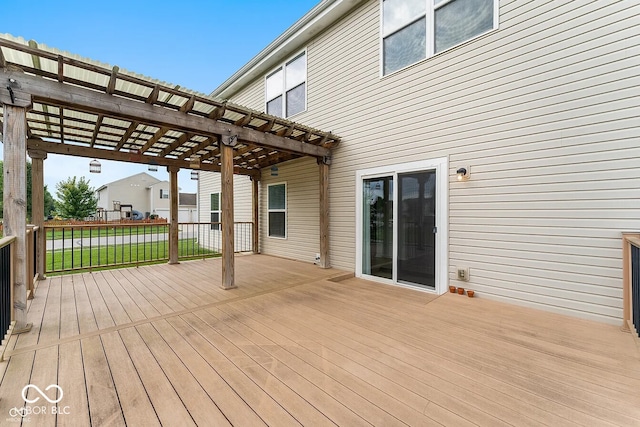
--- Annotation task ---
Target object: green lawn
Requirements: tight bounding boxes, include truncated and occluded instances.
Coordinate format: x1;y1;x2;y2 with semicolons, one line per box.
47;238;218;274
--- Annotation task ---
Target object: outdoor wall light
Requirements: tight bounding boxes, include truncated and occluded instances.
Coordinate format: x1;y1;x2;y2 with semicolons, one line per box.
270;165;279;177
89;159;101;173
456;167;469;181
190;170;199;180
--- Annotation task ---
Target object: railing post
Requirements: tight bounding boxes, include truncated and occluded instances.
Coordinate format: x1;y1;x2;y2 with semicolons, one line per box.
25;225;35;300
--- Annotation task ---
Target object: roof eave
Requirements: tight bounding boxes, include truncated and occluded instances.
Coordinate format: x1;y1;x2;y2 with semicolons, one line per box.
210;0;364;100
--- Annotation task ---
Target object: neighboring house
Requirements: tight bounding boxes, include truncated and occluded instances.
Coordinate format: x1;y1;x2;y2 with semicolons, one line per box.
96;172;197;222
153;191;198;223
200;0;639;325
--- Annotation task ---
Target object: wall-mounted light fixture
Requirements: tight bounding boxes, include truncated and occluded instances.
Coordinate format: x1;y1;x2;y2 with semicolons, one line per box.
270;165;279;177
456;167;469;181
89;159;101;173
190;170;199;180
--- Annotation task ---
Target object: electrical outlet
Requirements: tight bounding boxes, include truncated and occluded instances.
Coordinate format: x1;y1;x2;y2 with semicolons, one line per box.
457;267;470;281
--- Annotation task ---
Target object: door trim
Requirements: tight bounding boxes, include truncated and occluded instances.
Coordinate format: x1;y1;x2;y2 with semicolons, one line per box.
355;157;448;294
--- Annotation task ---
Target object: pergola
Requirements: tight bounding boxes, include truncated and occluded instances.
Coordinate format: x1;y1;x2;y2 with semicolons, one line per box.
0;35;338;332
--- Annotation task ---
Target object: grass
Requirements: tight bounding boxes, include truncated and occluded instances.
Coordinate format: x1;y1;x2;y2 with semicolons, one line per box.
47;238;218;274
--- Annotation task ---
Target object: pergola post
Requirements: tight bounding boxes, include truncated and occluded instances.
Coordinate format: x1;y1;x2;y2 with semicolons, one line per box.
167;166;179;265
319;158;330;269
3;104;32;333
28;149;47;280
221;136;236;289
252;175;260;254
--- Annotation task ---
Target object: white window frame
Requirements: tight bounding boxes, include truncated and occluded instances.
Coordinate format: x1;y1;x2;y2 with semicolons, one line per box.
264;49;308;118
210;192;221;231
267;182;287;239
380;0;499;77
160;188;169;199
355;157;449;295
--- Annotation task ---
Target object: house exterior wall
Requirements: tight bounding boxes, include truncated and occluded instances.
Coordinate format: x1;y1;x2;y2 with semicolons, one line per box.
148;182;170;216
95;173;160;214
198;172;253;251
96;187;110;210
208;0;640;324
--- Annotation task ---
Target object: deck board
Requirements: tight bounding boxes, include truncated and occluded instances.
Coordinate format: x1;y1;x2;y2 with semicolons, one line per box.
1;255;640;426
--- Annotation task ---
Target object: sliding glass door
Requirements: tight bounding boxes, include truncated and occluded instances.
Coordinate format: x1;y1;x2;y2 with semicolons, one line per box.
362;176;393;279
358;158;446;292
397;170;436;288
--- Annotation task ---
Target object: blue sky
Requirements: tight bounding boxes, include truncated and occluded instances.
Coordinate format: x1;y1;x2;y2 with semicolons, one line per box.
1;0;319;195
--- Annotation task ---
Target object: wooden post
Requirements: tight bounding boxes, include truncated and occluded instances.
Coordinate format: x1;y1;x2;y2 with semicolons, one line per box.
252;175;260;254
3;104;32;333
167;166;179;265
28;149;47;280
221;138;236;289
319;159;330;269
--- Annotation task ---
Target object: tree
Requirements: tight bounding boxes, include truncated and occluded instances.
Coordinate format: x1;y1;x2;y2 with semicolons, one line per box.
0;160;55;220
54;176;97;220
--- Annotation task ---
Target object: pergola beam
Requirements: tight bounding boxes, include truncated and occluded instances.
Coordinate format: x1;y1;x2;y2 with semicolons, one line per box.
26;138;258;177
4;70;330;158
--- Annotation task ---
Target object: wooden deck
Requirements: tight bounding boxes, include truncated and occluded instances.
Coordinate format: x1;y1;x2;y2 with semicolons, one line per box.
1;254;640;426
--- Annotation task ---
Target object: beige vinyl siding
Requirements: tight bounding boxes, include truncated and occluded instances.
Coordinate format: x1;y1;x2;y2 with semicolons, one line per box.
260;157;320;262
218;0;640;324
229;78;263;113
197;172;252;223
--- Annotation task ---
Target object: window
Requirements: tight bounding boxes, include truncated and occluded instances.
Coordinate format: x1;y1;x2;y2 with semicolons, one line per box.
266;52;306;118
268;183;286;238
382;0;496;75
210;193;220;231
160;189;169;199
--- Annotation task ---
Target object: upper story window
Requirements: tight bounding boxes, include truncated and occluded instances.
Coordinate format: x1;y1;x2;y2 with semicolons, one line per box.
266;52;307;118
160;189;169;199
382;0;496;75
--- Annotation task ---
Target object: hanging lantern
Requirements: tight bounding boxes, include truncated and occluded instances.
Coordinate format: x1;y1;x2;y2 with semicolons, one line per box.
191;170;199;180
89;159;101;173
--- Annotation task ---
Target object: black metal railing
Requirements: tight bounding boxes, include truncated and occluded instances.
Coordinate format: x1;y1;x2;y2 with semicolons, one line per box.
192;221;254;258
46;222;171;273
45;221;253;273
632;244;640;337
0;236;16;350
